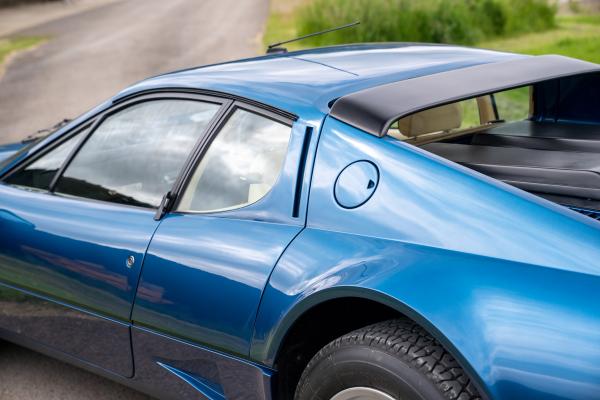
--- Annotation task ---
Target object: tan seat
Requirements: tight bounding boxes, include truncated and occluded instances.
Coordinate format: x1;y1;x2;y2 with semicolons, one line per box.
398;102;463;137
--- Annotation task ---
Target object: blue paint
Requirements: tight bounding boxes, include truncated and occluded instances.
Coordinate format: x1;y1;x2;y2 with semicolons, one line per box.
334;160;379;208
131;326;274;400
131;214;301;356
0;185;159;376
130;118;312;357
253;116;600;400
117;44;524;118
0;44;598;400
0;280;133;376
569;206;600;222
0;141;27;164
157;362;226;400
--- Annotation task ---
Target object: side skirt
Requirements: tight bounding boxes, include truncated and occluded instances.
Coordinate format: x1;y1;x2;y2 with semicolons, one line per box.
0;281;133;377
131;326;273;400
0;281;274;399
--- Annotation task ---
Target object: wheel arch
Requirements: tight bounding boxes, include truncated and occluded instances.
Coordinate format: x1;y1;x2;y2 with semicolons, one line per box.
265;286;491;400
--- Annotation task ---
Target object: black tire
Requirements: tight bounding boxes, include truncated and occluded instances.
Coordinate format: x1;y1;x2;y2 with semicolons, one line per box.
294;319;482;400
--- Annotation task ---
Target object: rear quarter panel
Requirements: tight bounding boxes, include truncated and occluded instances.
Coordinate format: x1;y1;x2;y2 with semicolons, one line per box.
253;117;600;400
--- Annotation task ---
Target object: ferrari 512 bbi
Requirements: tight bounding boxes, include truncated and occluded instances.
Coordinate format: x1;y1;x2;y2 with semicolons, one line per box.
0;44;599;400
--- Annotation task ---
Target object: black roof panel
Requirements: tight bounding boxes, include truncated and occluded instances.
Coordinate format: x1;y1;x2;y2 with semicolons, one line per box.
329;55;600;137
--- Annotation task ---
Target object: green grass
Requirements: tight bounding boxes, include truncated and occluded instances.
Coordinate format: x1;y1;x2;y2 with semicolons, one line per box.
477;14;600;117
265;0;556;49
0;36;46;69
263;0;309;51
494;86;531;121
264;1;600;66
480;14;600;63
263;2;597;135
458;86;530;128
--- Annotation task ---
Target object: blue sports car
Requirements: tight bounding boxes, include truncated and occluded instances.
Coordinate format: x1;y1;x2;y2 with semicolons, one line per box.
0;44;599;400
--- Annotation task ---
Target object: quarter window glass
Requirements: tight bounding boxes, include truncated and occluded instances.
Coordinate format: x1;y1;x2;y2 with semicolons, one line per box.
55;100;219;208
4;131;84;191
387;86;532;141
178;109;291;212
493;86;531;121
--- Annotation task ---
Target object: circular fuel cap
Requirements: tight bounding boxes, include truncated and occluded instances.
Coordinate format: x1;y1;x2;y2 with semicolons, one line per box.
334;160;379;209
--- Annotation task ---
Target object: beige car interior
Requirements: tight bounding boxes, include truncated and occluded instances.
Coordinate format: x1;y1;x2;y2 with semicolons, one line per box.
386;86;600;215
178;155;275;213
388;94;519;145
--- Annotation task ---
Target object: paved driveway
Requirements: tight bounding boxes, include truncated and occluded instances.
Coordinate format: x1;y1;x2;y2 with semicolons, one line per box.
0;0;268;143
0;0;268;398
0;341;152;399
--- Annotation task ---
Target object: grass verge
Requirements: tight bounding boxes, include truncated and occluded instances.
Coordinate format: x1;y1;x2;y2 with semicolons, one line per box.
263;0;308;52
264;0;556;49
480;14;600;63
295;0;556;46
263;1;600;65
0;36;46;72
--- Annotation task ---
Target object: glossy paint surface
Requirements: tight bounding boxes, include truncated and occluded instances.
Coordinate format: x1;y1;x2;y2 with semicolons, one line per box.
0;184;159;375
0;45;521;179
0;185;157;319
253;117;600;400
131;326;272;400
0;141;26;164
0;99;111;177
132;214;300;356
334;160;379;208
0;282;133;376
118;45;523;118
131;121;312;356
0;44;598;400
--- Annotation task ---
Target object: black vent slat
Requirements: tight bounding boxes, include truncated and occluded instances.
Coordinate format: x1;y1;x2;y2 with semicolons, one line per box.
569;206;600;221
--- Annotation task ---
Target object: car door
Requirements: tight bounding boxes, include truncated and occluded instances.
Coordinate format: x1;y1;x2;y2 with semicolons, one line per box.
0;94;227;377
130;103;313;394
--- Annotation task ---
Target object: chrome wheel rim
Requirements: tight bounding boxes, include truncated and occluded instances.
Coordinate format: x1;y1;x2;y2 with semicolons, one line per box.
330;387;396;400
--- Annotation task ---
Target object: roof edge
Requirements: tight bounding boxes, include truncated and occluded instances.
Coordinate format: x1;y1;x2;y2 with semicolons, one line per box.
329;55;600;137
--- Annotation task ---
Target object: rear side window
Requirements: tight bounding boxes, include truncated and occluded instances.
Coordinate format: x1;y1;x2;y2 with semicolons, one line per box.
55;100;220;208
178;109;291;213
387;86;531;142
4;131;84;191
493;86;531;122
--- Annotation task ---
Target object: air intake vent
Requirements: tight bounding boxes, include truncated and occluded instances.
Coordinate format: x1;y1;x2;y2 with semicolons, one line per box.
569;206;600;222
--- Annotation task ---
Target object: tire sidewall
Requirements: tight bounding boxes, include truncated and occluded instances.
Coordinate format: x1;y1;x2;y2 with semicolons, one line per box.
295;343;448;400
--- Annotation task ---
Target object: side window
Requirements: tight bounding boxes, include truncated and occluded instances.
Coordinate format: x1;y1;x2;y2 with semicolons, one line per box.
178;108;292;213
387;86;532;142
4;130;85;191
55;100;220;208
492;86;531;122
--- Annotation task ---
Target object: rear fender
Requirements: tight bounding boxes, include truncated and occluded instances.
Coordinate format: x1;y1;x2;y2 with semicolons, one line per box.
251;228;600;400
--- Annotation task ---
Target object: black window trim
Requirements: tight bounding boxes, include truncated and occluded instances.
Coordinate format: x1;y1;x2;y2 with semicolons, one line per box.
113;87;298;123
0;122;93;184
52;93;234;210
48;116;104;193
1;92;232;212
49;93;231;203
169;101;295;216
1;90;299;214
330;55;600;137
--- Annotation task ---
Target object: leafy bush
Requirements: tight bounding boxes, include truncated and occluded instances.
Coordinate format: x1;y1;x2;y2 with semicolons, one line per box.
0;0;61;7
296;0;557;46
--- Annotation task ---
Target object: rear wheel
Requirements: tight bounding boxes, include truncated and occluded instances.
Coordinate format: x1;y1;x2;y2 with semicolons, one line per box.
294;319;482;400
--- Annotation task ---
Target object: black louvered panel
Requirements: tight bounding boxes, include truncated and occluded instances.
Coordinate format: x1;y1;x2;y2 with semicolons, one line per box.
569;206;600;222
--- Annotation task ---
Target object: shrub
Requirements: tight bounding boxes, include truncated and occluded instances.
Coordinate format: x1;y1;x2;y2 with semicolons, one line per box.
0;0;61;7
296;0;557;46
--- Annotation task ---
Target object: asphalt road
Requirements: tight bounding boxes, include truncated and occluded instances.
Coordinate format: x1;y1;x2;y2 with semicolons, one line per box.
0;341;151;400
0;0;268;398
0;0;269;144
